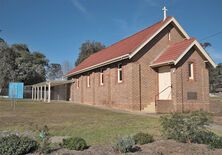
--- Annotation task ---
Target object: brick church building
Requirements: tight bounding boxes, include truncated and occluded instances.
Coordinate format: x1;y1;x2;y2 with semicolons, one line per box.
65;13;216;113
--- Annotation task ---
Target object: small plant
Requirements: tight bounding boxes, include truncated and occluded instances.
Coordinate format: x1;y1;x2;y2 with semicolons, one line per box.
39;125;51;154
0;134;38;155
133;132;154;145
63;137;87;151
113;136;135;153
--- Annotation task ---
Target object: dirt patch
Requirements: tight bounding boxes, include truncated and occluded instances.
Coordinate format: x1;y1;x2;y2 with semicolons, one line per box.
137;140;222;155
28;140;222;155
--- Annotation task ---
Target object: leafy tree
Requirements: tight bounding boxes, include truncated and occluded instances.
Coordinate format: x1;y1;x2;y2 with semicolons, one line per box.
0;38;8;50
11;43;30;52
0;40;49;88
200;42;222;93
0;47;16;89
47;63;63;80
210;63;222;93
12;43;49;85
75;40;105;66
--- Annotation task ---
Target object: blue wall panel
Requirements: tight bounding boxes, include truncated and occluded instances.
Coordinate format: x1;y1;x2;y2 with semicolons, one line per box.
9;82;24;99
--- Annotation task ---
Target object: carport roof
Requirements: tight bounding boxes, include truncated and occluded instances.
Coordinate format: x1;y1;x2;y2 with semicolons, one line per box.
32;79;74;87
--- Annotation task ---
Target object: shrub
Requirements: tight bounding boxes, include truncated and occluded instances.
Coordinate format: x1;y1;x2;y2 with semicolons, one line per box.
39;125;51;154
160;110;212;143
0;134;38;155
133;132;154;145
209;136;222;149
160;110;222;149
113;136;135;153
63;137;87;151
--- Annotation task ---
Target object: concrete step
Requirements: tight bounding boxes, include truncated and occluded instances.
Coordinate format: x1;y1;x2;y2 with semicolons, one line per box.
143;102;156;113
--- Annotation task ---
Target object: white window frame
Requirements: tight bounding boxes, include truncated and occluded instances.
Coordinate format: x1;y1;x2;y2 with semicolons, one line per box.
100;69;104;85
77;79;79;88
117;63;123;83
188;63;194;80
87;75;90;87
168;32;171;41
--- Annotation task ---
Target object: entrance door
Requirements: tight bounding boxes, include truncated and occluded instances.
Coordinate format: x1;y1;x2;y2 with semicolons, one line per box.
158;66;171;100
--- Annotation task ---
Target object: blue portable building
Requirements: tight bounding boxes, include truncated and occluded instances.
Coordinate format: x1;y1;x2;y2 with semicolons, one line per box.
9;82;24;99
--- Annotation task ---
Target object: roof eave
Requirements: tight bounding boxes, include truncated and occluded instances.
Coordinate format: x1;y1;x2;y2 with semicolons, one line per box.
65;54;130;77
150;61;175;68
174;40;217;68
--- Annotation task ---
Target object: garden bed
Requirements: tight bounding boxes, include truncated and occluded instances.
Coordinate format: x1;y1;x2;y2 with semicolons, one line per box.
27;140;222;155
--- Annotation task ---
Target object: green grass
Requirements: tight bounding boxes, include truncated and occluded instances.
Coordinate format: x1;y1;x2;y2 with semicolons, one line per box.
0;99;160;145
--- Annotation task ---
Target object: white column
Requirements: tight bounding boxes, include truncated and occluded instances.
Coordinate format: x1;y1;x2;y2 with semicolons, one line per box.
44;85;46;102
37;87;39;100
48;83;51;103
40;86;43;100
32;87;34;100
34;87;36;100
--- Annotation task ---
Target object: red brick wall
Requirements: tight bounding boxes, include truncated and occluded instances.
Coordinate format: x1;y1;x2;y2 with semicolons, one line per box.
173;48;209;112
70;61;135;110
68;23;210;112
131;24;185;109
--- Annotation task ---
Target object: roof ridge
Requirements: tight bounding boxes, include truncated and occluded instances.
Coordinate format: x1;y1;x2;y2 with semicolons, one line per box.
66;16;175;76
106;16;171;48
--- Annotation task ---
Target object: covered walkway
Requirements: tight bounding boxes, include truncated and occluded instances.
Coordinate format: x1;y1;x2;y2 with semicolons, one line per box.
31;80;74;102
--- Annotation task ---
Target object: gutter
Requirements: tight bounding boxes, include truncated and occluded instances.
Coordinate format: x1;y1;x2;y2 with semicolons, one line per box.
66;54;130;77
149;61;175;68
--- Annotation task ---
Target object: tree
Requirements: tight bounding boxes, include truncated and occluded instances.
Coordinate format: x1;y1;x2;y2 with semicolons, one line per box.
11;44;30;52
62;60;72;75
201;42;212;49
0;47;16;89
200;42;221;93
47;63;63;80
0;38;8;50
75;40;105;66
209;63;222;93
0;38;49;89
12;43;49;85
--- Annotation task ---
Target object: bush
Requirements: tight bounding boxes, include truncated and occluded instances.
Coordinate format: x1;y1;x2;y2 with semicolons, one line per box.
160;110;222;149
63;137;87;151
113;136;135;153
209;136;222;149
160;110;212;143
39;125;51;154
133;132;154;145
0;134;38;155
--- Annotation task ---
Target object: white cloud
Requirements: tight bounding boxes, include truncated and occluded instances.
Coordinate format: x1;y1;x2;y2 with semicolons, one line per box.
70;0;88;15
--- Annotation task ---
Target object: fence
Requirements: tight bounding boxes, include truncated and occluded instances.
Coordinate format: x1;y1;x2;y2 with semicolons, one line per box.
0;86;32;99
0;85;70;102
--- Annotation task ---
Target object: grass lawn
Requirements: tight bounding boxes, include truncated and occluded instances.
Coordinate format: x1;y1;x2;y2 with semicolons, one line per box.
0;99;160;145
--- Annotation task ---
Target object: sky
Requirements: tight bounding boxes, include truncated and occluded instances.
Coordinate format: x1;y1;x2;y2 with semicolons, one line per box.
0;0;222;67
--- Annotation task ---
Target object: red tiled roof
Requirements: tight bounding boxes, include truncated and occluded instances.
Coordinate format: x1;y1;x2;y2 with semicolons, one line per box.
152;38;196;65
66;16;173;76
